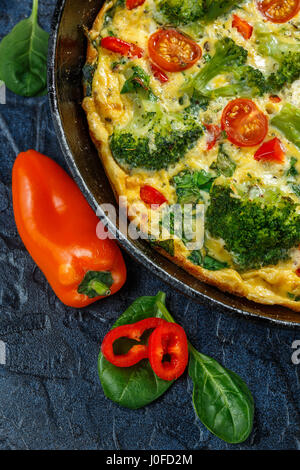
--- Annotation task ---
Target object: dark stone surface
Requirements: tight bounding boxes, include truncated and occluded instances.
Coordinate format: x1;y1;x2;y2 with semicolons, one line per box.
0;0;299;451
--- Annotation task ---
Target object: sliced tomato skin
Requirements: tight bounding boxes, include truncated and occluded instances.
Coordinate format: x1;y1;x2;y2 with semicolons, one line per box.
256;0;300;23
232;15;253;39
101;37;144;58
148;323;189;381
296;268;300;277
254;137;285;163
148;29;202;72
221;98;268;148
204;124;222;150
140;185;168;207
126;0;146;9
150;62;169;83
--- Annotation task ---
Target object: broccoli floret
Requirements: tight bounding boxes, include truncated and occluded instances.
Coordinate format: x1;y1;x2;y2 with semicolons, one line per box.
271;103;300;149
206;184;300;271
181;38;248;98
212;65;268;98
204;0;242;22
156;0;241;25
267;53;300;93
158;0;204;25
181;39;268;106
110;104;203;171
255;24;300;92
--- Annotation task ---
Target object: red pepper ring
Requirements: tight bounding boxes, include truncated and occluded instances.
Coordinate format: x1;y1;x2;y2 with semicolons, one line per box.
101;318;167;367
148;323;189;381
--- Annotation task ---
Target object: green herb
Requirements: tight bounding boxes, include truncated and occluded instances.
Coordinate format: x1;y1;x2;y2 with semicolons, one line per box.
291;184;300;198
121;66;157;101
0;0;49;97
78;271;114;298
82;63;97;97
173;169;216;204
287;292;300;301
98;292;173;409
286;157;298;179
155;239;175;256
188;250;229;271
156;299;254;444
210;145;237;177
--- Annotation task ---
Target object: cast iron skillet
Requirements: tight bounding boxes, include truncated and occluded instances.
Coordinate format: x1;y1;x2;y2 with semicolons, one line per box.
48;0;300;327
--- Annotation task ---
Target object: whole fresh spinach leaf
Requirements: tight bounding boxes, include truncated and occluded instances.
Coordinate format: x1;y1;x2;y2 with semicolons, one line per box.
156;300;254;444
188;346;254;444
0;0;49;97
98;292;174;409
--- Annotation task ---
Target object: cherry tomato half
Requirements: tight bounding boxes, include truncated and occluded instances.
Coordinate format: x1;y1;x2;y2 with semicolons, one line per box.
148;322;189;381
256;0;300;23
232;15;253;40
140;185;168;207
148;29;202;72
221;98;268;147
254;137;285;163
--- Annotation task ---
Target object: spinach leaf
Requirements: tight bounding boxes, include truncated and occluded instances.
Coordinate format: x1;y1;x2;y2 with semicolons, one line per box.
173;170;216;204
83;63;97;97
291;184;300;198
286;157;298;179
0;0;49;97
210;145;236;177
188;346;254;444
156;301;254;444
98;292;173;409
188;250;229;271
153;239;175;256
121;66;157;101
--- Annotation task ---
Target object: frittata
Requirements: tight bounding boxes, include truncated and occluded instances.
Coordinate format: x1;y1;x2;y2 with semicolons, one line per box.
83;0;300;310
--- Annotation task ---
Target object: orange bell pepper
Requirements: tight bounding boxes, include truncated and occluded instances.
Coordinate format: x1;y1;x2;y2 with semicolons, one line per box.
12;150;126;308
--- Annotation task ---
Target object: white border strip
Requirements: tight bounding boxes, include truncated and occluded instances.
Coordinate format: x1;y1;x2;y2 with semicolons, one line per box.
0;341;6;365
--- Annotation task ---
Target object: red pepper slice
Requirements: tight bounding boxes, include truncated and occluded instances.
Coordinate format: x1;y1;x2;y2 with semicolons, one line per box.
126;0;146;9
101;318;166;367
269;95;281;103
296;268;300;277
148;323;189;381
140;185;168;207
204;124;222;150
150;62;169;83
232;15;253;40
101;37;144;58
254;137;285;163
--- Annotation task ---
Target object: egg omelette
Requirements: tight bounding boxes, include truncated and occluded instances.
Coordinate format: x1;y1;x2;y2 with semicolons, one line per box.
82;0;300;311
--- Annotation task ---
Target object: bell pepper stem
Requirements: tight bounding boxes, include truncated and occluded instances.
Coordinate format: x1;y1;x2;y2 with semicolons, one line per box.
89;280;111;296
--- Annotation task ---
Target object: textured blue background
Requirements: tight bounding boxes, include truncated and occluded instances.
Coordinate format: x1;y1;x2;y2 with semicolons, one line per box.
0;0;299;451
